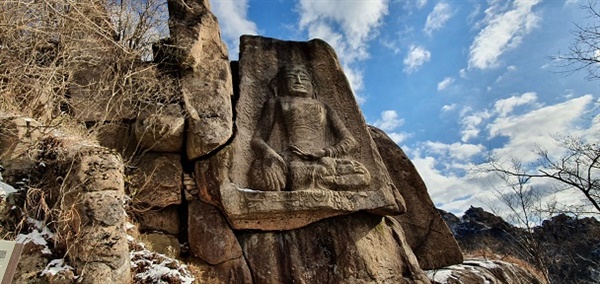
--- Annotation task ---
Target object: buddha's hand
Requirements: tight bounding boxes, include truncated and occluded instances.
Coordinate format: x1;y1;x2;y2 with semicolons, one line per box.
289;145;326;160
263;149;287;191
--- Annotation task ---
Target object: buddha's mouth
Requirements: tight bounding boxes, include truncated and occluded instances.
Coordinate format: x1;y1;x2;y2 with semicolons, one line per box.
292;84;306;90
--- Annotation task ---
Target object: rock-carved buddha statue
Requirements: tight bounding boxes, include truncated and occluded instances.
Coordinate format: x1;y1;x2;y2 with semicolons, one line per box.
249;65;371;192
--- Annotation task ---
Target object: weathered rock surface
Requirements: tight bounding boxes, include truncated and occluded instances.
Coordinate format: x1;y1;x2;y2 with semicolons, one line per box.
188;257;253;284
206;35;405;231
95;122;137;160
188;200;243;265
141;233;181;259
138;206;180;235
220;183;402;230
240;212;430;284
426;258;546;284
60;147;129;284
129;153;182;208
167;0;233;160
134;103;185;153
369;126;463;269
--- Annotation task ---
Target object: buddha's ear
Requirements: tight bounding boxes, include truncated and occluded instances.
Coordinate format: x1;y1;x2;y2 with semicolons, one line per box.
269;77;278;97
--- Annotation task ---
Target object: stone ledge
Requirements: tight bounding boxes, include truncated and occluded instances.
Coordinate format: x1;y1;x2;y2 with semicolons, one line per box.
220;183;400;230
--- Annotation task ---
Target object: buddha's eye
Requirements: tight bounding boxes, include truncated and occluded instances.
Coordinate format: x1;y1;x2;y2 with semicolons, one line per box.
285;74;311;81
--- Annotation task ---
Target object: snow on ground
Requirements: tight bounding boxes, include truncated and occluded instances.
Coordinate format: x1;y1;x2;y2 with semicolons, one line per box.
15;218;55;255
130;242;195;284
0;171;16;196
127;222;195;284
41;259;75;277
426;269;457;283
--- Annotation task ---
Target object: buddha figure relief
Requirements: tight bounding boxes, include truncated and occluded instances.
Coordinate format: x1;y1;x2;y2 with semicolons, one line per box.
249;65;371;191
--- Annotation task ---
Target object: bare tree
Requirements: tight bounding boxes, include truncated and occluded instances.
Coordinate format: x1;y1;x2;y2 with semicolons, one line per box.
488;136;600;214
555;1;600;80
487;159;551;283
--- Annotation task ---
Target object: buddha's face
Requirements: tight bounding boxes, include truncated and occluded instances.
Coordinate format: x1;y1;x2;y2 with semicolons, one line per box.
280;68;313;98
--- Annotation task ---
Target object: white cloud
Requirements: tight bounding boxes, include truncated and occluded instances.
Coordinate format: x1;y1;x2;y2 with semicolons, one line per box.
210;0;258;58
424;2;453;36
374;110;405;132
371;110;411;144
421;141;485;161
298;0;389;97
468;0;542;70
408;143;496;214
488;95;594;163
460;109;492;142
410;95;598;215
403;45;431;73
437;77;455;91
493;92;538;116
389;132;411;144
381;39;401;54
416;0;428;9
442;104;457;112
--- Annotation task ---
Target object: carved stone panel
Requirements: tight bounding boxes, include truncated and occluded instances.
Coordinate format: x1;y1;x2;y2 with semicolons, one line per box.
215;36;405;230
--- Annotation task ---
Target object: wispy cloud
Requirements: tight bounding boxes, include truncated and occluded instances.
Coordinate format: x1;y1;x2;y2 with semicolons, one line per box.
437;77;455;91
442;104;457;112
210;0;258;58
424;2;454;36
468;0;542;70
403;45;431;73
297;0;389;101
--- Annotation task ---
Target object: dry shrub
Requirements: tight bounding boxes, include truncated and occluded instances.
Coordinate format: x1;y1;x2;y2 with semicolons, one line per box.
0;0;177;226
0;0;176;126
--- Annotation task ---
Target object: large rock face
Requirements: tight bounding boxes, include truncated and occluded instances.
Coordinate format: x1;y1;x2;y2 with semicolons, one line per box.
199;35;405;231
167;0;233;160
369;126;463;269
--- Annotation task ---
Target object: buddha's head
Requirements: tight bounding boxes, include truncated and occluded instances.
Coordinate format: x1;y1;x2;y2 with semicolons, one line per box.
271;65;315;98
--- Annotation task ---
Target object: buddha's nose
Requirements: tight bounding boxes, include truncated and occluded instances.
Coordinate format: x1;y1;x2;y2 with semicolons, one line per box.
295;75;303;83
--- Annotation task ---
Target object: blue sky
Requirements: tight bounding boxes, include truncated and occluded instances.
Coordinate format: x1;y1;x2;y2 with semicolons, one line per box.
210;0;600;216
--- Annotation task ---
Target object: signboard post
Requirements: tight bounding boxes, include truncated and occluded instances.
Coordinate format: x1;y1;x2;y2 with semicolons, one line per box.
0;240;24;284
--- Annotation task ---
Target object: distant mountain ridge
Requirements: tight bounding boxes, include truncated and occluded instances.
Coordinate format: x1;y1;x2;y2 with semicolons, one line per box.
439;206;600;284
